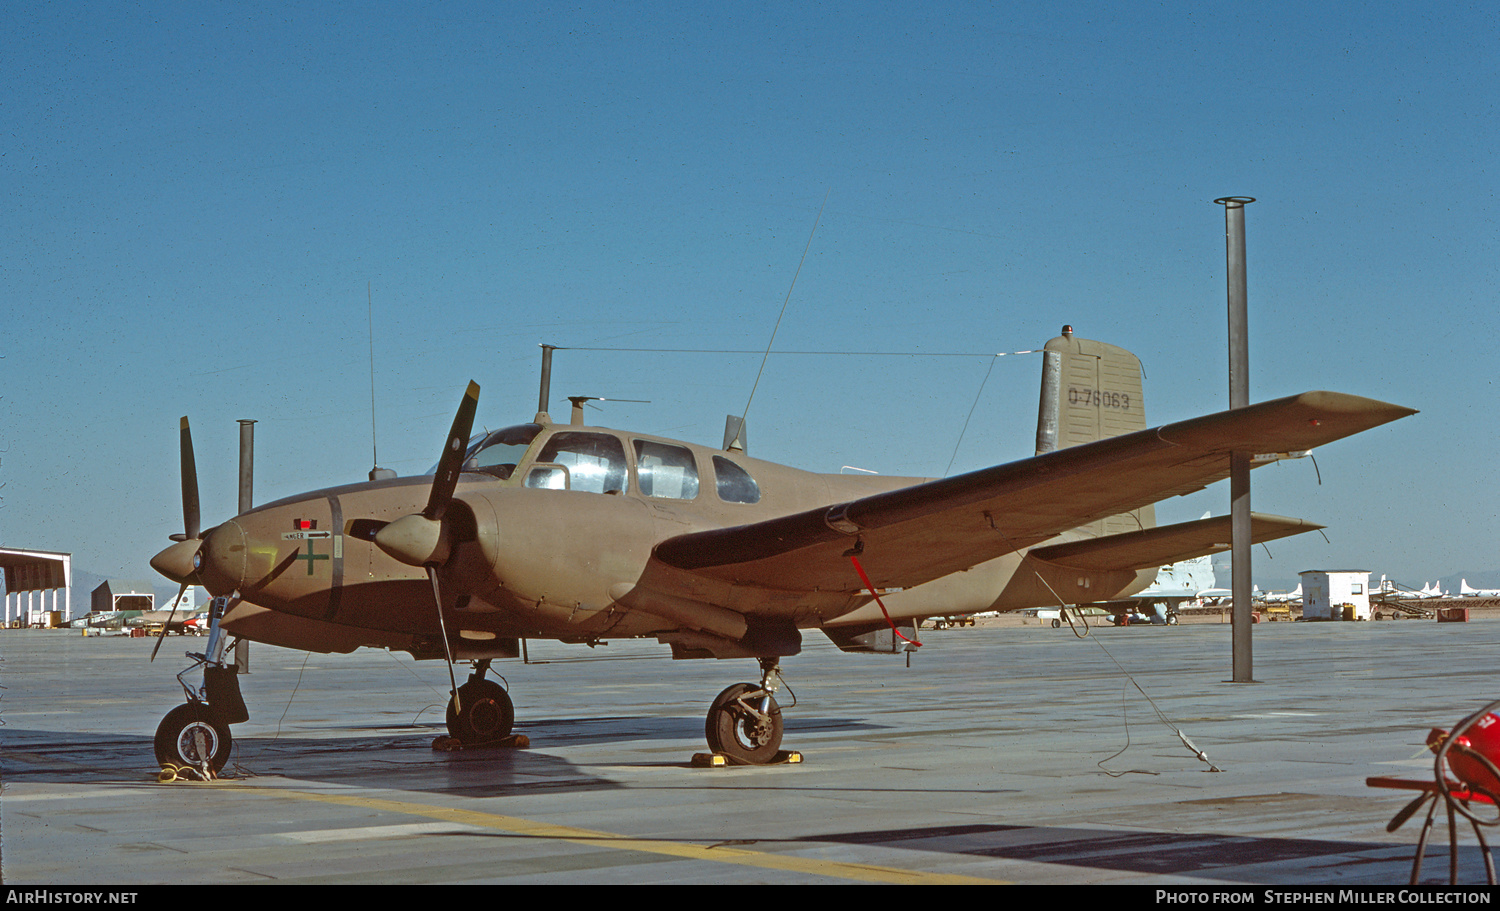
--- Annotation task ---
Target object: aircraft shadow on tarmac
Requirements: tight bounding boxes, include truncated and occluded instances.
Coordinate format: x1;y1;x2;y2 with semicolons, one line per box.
2;724;619;797
807;823;1487;883
7;727;1490;881
0;712;889;799
397;816;1481;883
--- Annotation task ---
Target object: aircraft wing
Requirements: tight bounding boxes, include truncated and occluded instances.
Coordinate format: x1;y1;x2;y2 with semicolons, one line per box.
651;391;1413;599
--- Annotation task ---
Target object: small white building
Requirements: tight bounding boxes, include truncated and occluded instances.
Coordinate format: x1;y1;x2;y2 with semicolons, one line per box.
1299;570;1372;620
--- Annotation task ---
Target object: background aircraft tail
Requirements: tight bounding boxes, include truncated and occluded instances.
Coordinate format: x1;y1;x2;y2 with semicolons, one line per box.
1034;326;1154;537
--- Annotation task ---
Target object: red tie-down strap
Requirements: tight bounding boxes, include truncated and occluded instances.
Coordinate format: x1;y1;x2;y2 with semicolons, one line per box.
847;553;922;648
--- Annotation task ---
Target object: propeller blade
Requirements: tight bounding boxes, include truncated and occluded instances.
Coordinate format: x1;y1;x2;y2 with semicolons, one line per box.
424;381;480;522
150;581;189;663
427;566;461;714
180;417;201;541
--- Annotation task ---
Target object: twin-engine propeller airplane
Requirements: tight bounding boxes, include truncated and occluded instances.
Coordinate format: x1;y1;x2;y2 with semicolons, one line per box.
149;328;1414;771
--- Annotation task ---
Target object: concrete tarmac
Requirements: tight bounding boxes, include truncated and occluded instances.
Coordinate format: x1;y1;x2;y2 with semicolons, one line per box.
3;619;1498;885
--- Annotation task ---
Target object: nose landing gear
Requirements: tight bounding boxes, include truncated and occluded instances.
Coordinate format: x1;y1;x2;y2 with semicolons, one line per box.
154;596;245;778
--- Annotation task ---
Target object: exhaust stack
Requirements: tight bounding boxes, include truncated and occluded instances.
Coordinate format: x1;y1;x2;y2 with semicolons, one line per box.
237;420;256;514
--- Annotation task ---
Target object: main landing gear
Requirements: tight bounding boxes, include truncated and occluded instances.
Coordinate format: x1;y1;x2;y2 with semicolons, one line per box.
699;658;801;766
444;659;516;744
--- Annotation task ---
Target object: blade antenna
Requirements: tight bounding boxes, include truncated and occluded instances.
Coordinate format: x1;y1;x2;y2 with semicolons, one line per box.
739;189;828;431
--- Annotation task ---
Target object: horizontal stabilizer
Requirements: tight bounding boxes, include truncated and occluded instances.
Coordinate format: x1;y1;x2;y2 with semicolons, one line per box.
1028;512;1323;573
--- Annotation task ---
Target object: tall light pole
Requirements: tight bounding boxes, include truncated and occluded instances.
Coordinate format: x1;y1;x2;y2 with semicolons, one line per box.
1216;196;1255;683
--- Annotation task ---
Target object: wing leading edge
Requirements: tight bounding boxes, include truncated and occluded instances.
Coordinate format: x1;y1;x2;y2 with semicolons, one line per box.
652;391;1414;596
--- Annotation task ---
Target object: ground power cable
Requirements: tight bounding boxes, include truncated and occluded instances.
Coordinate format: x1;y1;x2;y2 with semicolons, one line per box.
213;646;317;779
995;521;1223;775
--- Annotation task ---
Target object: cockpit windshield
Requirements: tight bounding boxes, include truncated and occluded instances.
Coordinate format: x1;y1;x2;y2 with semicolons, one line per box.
459;423;543;480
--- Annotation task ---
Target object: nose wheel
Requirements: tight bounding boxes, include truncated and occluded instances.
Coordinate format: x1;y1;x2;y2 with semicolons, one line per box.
154;702;233;775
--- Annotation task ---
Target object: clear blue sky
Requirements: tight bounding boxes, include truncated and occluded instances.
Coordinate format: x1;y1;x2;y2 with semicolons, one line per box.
4;1;1496;594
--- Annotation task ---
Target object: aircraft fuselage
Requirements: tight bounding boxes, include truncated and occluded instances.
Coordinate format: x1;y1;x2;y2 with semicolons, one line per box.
184;421;1147;660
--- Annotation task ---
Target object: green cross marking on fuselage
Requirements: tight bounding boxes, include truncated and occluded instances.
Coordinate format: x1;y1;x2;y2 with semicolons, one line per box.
296;539;330;575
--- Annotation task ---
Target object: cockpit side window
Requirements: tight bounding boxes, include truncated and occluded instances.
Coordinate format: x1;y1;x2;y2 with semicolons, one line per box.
463;424;543;480
634;440;699;500
712;455;760;504
536;432;628;494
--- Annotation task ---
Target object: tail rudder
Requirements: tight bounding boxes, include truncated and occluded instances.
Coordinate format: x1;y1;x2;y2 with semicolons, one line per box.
1035;325;1152;536
1035;325;1147;456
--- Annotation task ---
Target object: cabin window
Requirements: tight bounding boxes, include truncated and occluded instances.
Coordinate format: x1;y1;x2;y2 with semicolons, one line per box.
463;424;543;479
534;432;628;494
524;465;569;489
634;440;699;500
712;455;760;504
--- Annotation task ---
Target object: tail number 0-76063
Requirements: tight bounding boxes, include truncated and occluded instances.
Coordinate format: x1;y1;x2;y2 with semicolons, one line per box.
1068;386;1132;411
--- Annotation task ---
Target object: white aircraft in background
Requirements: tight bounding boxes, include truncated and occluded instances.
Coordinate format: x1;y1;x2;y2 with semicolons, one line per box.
1460;579;1500;598
1259;584;1303;604
1372;576;1440;599
1111;553;1214;624
1090;543;1232;625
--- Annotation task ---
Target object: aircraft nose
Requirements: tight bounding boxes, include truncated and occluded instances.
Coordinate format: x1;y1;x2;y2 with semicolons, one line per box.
195;521;248;595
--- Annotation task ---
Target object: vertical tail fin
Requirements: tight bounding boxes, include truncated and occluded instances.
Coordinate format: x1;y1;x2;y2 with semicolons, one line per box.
1035;325;1153;536
1035;325;1147;454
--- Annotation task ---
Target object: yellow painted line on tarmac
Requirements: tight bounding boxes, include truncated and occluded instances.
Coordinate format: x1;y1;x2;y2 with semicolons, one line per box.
237;785;1007;884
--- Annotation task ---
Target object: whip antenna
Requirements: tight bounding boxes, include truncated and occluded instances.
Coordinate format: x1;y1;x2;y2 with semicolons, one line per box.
367;282;394;481
740;189;829;429
369;282;378;466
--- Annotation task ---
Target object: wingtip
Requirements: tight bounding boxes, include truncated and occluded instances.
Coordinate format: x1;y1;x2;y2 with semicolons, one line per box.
1295;391;1418;420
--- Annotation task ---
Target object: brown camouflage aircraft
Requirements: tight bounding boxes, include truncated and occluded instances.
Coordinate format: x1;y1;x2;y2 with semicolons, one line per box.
149;328;1413;770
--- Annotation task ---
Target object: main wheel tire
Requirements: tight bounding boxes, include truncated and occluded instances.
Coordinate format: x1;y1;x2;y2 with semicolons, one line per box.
705;682;783;764
446;678;515;743
154;703;233;773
